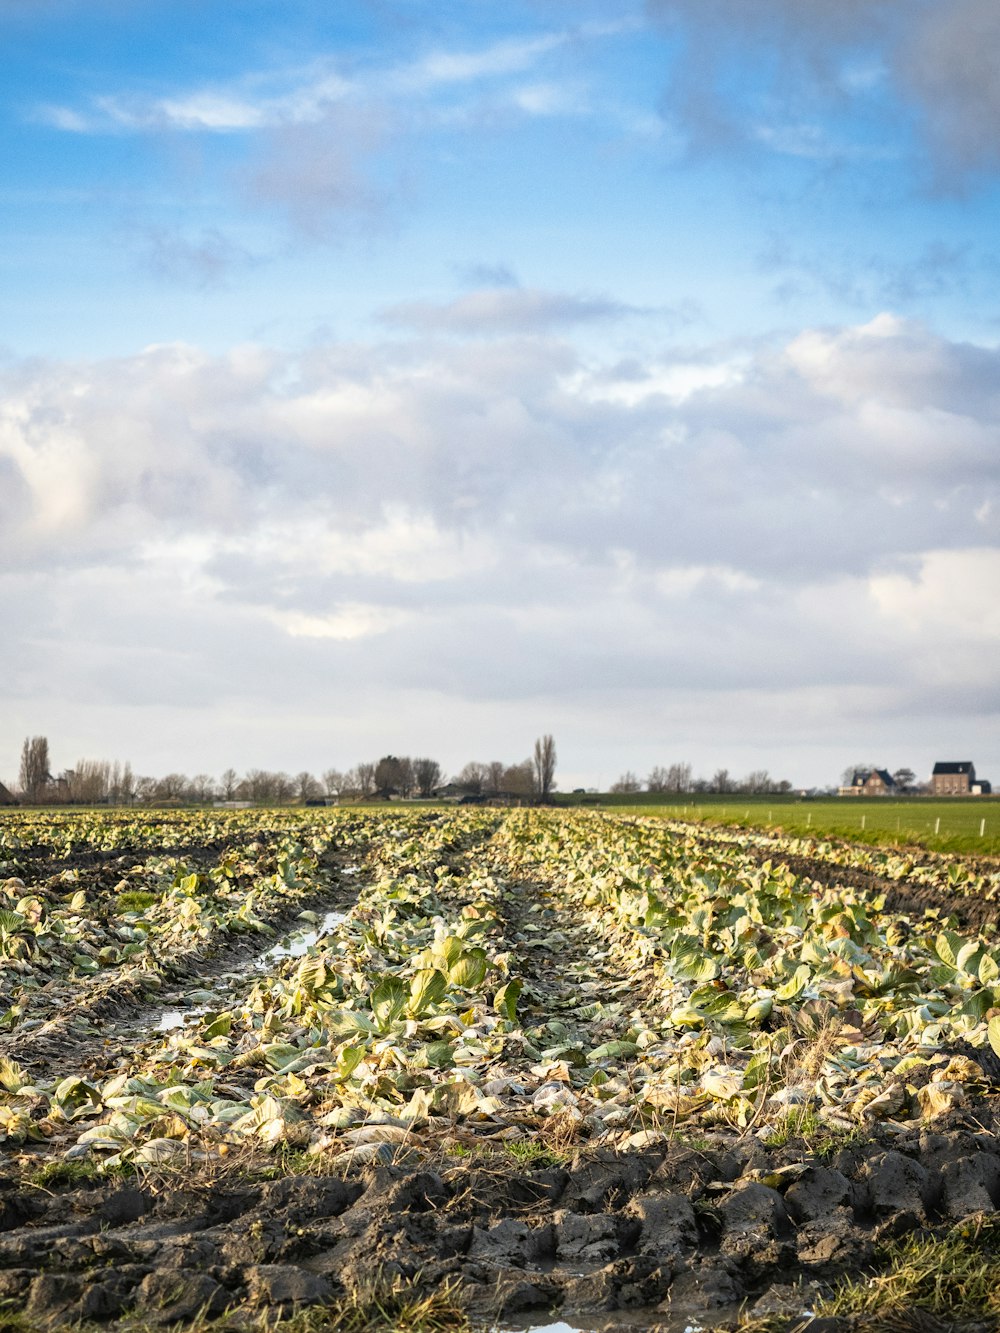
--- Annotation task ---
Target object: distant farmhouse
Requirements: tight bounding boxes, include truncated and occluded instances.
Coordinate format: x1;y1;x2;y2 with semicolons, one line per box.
838;768;898;797
931;762;992;796
0;782;17;806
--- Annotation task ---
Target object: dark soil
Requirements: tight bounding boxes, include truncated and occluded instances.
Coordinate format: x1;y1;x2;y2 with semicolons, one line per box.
6;1107;1000;1330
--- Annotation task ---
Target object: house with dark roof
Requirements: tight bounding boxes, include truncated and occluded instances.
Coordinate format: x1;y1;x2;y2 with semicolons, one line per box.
931;762;991;796
838;768;898;797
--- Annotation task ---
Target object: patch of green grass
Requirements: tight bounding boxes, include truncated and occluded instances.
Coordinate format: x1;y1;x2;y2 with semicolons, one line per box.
819;1215;1000;1326
246;1147;330;1180
762;1107;868;1160
762;1106;826;1148
500;1138;567;1169
27;1157;102;1189
116;890;159;913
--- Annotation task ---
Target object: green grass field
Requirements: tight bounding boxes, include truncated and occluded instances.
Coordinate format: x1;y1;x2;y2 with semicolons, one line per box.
557;791;1000;856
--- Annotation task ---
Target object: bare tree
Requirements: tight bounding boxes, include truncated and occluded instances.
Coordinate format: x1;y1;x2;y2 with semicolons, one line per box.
503;761;534;798
19;736;51;802
66;759;113;804
397;756;415;798
610;771;641;793
457;761;488;795
533;734;557;802
108;761;135;806
295;771;322;803
189;774;217;803
374;755;406;797
414;757;441;798
156;773;189;801
244;770;272;803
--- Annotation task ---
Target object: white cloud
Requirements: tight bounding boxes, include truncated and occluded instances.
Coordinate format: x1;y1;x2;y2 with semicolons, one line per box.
870;548;1000;645
270;603;413;641
1;312;997;780
37;24;623;137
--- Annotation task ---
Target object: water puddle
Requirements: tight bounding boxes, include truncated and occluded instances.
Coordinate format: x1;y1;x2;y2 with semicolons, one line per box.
146;901;352;1036
256;907;347;965
501;1308;746;1333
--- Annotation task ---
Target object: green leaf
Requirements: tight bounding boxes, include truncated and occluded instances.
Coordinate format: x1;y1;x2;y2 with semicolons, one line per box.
956;940;984;977
670;934;720;982
408;968;448;1017
744;996;773;1025
935;932;960;967
774;963;811;1001
202;1012;232;1039
371;976;409;1031
425;1040;455;1069
448;947;488;990
335;1045;365;1081
0;910;26;936
53;1076;102;1120
0;1057;26;1094
588;1039;639;1062
494;978;523;1022
433;936;464;971
296;955;327;994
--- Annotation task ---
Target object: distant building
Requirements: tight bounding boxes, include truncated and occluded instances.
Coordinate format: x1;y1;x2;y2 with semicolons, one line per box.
838;769;898;797
931;762;990;796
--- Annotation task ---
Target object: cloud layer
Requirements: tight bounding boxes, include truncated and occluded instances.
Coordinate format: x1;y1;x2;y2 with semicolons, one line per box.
3;310;997;780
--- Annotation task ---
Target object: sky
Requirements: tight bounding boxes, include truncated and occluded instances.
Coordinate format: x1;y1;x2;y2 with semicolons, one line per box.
2;0;999;792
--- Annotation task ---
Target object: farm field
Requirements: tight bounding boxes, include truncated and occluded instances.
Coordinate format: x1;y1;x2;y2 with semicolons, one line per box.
0;807;1000;1331
592;796;1000;857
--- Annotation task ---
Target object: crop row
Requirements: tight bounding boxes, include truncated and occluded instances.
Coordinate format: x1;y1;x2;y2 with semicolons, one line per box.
0;807;997;1172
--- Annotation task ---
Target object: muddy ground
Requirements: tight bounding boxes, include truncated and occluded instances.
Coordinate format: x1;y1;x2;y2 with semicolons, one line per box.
5;1105;1000;1330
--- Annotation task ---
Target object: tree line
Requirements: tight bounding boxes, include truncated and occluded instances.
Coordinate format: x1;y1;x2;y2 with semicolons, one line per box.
609;763;793;795
10;735;558;806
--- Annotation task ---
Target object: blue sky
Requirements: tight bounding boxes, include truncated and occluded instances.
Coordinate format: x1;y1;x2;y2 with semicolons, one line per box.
2;0;999;790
